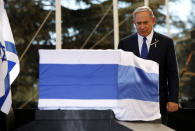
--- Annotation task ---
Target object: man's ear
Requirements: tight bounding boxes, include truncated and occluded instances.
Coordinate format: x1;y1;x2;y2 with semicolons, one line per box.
152;17;156;25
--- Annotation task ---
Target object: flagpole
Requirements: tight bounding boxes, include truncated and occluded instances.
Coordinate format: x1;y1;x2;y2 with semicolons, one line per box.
113;0;119;50
56;0;62;49
144;0;149;7
165;0;170;37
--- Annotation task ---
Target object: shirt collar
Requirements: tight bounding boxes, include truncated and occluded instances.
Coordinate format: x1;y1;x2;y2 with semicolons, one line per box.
137;30;154;42
137;30;154;54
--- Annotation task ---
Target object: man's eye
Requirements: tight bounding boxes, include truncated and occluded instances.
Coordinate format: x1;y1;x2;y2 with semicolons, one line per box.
137;22;141;25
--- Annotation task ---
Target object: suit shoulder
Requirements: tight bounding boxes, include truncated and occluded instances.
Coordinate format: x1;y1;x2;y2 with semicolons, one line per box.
118;33;137;49
155;32;173;41
154;32;175;51
120;33;137;42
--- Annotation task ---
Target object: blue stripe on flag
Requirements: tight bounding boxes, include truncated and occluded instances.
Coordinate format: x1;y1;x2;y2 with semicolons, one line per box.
5;41;17;55
0;72;10;108
39;64;118;99
8;60;16;73
39;64;159;102
118;65;159;102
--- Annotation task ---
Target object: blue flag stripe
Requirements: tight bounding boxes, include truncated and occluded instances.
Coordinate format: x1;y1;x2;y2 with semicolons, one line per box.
39;64;118;99
118;65;159;102
39;64;158;102
5;41;17;55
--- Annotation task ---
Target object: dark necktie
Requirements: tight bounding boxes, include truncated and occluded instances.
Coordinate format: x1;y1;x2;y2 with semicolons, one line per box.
141;37;148;59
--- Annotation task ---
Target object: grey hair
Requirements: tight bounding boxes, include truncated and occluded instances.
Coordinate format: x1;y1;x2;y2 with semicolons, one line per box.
133;6;155;21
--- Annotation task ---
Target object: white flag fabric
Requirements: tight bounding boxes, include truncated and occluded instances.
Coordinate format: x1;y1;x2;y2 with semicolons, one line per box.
0;0;20;114
38;49;160;121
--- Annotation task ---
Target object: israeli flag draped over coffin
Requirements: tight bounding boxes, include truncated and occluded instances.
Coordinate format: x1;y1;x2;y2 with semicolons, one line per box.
0;0;20;114
38;49;160;121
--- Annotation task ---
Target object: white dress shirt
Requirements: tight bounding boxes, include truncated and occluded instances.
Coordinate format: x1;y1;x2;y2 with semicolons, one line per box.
138;30;154;55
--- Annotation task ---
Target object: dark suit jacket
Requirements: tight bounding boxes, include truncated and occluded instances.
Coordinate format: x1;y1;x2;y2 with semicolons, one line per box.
118;32;179;112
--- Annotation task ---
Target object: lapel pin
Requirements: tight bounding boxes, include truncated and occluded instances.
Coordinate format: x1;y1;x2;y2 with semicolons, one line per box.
150;38;159;48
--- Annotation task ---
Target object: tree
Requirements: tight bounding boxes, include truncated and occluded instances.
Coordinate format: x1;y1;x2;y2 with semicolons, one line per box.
174;0;195;106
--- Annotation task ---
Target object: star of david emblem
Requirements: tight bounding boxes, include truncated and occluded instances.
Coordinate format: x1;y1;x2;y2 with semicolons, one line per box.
0;42;7;62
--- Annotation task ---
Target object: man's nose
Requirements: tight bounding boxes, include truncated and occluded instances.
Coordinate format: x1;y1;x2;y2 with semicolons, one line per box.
140;23;145;29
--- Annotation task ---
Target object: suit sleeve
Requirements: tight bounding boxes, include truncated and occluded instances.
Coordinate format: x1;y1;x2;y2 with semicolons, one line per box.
167;39;179;103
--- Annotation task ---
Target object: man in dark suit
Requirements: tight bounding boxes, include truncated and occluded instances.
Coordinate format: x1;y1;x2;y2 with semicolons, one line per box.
118;6;179;125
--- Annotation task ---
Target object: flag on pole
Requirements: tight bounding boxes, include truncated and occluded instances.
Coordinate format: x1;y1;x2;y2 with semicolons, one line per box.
38;49;160;121
0;0;20;114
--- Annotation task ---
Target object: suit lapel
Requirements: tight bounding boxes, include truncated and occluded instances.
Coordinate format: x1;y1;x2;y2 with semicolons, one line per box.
147;32;157;59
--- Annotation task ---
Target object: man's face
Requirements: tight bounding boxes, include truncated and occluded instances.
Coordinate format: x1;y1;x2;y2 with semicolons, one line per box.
134;11;155;37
